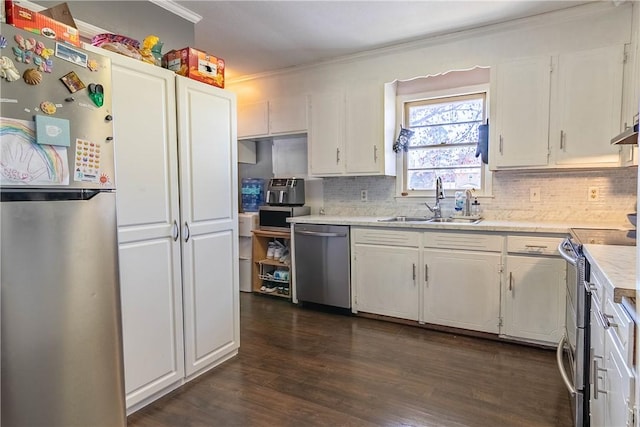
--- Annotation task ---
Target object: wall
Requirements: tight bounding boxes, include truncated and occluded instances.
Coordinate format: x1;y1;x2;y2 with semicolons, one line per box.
32;0;195;52
323;168;637;226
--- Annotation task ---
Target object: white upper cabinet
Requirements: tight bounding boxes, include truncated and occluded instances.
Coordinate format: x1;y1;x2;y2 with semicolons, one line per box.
550;45;624;167
237;95;308;139
309;84;394;177
490;56;551;169
490;44;626;170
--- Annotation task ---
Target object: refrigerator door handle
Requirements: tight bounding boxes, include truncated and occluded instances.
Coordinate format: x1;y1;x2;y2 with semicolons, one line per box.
184;222;191;242
173;220;179;241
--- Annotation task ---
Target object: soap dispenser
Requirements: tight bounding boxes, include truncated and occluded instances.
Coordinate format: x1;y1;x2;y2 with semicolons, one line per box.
471;198;481;216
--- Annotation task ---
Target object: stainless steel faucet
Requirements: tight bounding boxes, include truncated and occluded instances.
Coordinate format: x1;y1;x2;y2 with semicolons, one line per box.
425;176;445;218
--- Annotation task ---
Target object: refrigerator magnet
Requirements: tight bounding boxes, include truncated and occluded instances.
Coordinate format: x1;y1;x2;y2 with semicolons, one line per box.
60;71;85;93
87;83;104;107
55;43;88;68
35;115;71;147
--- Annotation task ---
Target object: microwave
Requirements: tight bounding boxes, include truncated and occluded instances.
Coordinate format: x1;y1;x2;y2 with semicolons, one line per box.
259;205;310;232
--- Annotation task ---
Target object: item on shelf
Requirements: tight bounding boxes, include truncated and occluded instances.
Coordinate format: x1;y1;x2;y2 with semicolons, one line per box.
92;33;142;61
162;47;225;88
266;242;275;259
139;35;162;66
5;1;80;46
241;177;265;212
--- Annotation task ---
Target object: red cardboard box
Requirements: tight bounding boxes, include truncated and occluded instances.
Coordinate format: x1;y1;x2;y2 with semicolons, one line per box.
163;47;225;88
5;1;80;46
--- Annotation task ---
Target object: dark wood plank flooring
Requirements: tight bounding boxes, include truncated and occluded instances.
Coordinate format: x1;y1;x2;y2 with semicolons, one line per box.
128;293;572;427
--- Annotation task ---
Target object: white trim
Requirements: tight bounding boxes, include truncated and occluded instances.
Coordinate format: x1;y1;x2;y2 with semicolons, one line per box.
148;0;202;24
12;0;110;39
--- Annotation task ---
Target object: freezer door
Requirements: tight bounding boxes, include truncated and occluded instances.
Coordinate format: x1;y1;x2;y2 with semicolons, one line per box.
1;191;126;427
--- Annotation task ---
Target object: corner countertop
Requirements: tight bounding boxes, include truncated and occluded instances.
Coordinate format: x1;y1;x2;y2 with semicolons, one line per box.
288;215;625;234
583;244;637;303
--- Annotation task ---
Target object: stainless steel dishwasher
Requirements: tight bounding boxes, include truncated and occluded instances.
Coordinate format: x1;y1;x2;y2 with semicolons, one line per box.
293;224;351;308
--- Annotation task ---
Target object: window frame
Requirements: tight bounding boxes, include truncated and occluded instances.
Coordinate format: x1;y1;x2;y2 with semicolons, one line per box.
395;83;493;199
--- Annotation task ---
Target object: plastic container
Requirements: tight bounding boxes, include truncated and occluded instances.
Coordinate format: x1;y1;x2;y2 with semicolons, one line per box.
454;191;466;212
241;178;265;212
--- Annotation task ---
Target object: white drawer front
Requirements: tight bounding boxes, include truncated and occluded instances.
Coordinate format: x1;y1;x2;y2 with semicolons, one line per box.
507;235;564;256
604;296;634;365
423;231;503;252
352;227;420;247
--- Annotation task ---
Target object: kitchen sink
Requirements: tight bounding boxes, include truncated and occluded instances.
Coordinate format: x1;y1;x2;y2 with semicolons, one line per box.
427;217;482;224
378;216;430;222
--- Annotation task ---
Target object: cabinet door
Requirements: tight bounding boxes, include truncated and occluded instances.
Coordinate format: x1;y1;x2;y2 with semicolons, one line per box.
309;91;345;176
423;249;501;333
604;329;635;427
590;301;607;427
491;56;551;169
354;245;420;320
553;45;624;166
269;95;308;135
503;256;566;344
106;50;185;409
176;77;240;378
238;101;269;138
345;83;383;174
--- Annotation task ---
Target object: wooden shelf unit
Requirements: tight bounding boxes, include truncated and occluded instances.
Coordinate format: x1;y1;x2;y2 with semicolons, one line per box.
251;229;292;299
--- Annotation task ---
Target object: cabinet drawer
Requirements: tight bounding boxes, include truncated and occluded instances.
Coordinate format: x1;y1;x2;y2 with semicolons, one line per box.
423;231;503;252
507;235;564;256
603;296;634;365
352;228;420;247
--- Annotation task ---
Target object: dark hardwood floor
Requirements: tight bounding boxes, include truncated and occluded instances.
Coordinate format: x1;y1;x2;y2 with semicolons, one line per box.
128;293;572;427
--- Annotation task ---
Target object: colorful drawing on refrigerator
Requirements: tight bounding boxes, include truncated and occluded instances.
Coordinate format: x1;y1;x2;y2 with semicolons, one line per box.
0;117;69;185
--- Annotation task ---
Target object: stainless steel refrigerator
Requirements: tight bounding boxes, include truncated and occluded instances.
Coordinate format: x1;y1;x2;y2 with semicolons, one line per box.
0;24;126;426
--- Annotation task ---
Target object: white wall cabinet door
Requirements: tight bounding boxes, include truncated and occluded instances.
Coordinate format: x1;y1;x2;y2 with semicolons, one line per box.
490;56;551;169
104;50;185;410
269;95;308;135
309;90;345;176
353;245;420;320
176;76;240;378
422;249;501;333
345;83;384;174
502;256;566;344
237;101;269;139
551;45;624;167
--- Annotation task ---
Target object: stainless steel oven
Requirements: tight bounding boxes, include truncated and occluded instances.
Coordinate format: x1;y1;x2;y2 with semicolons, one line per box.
558;236;588;427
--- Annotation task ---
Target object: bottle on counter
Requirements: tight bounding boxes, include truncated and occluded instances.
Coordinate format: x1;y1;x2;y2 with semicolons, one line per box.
454;191;466;213
471;198;481;216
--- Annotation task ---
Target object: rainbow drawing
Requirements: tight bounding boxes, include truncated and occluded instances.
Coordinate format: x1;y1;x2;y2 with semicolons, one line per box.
0;117;69;185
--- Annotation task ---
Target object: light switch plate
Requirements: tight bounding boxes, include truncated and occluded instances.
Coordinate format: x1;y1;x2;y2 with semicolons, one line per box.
360;190;368;202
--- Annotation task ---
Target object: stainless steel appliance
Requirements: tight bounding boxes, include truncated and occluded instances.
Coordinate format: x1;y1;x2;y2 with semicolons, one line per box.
293;224;351;309
557;228;635;427
265;177;305;206
259;205;310;231
1;25;125;427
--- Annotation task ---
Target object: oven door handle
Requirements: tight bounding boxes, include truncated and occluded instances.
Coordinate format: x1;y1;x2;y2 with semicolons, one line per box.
557;239;577;266
556;333;577;396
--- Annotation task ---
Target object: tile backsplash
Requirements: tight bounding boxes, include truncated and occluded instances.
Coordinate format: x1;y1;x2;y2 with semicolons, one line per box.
322;168;638;225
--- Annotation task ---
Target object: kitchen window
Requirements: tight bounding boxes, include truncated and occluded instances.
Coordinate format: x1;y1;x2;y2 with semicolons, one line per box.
400;90;488;195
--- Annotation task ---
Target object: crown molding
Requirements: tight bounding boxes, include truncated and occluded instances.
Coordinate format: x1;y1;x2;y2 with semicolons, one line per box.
148;0;202;24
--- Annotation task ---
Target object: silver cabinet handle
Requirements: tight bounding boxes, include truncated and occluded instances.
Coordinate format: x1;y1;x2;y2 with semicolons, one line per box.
525;244;548;249
295;230;346;238
425;264;428;283
373;145;378;162
336;148;340;164
412;263;416;283
499;135;503;154
556;334;576;395
184;222;190;243
603;313;618;329
560;130;565;150
592;358;607;399
509;272;513;291
172;220;179;241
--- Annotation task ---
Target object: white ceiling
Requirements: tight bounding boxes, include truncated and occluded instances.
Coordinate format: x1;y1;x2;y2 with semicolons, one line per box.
177;1;595;81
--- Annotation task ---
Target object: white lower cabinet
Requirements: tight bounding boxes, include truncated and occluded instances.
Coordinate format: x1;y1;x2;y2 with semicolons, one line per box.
352;229;420;320
422;249;501;333
95;46;240;414
502;255;566;344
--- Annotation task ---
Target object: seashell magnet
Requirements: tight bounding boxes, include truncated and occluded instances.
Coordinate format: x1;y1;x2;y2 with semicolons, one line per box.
23;68;42;85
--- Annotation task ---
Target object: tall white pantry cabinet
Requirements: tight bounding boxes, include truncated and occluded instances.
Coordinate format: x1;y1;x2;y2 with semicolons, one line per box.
90;46;240;413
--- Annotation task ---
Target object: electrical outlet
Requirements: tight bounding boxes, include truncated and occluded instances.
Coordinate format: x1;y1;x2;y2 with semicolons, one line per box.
588;187;599;201
360;190;368;202
529;187;541;202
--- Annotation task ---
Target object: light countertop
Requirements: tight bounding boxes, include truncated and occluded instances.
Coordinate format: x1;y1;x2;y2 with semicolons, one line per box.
583;244;637;303
288;215;625;234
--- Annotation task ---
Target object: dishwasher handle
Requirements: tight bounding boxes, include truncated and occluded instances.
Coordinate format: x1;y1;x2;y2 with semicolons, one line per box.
295;230;347;238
